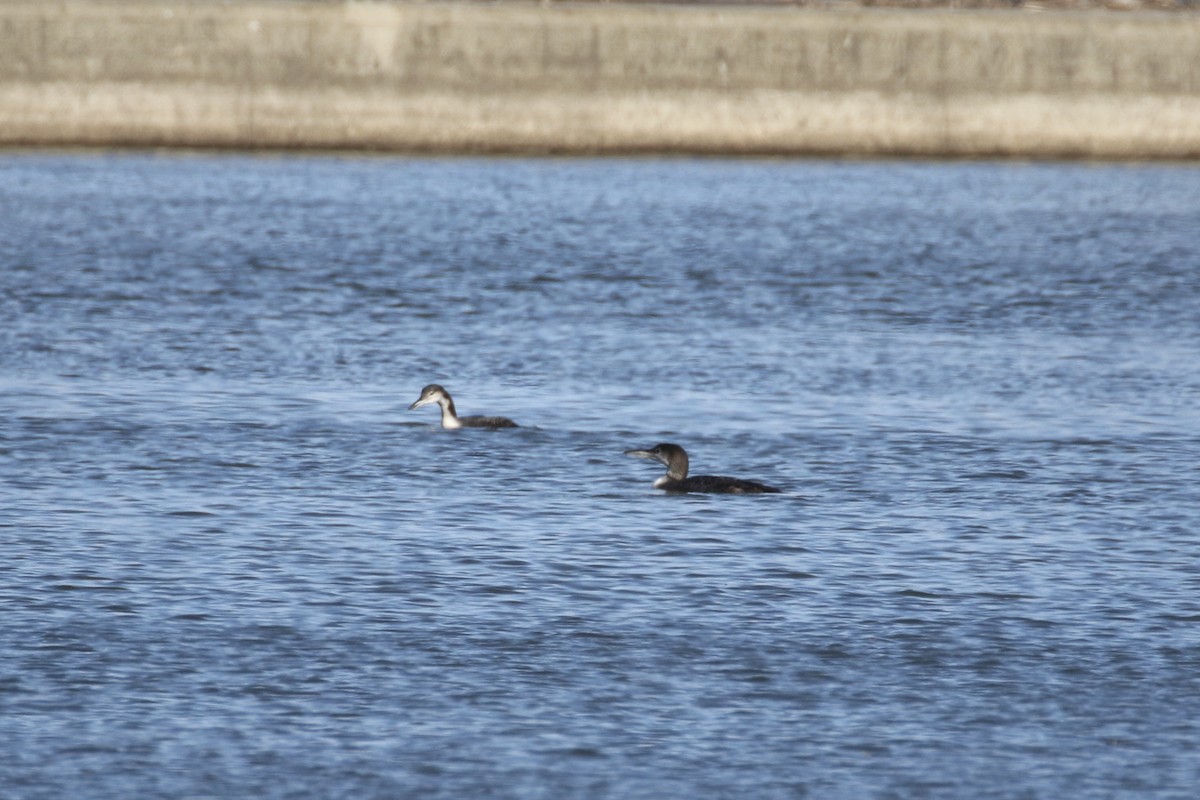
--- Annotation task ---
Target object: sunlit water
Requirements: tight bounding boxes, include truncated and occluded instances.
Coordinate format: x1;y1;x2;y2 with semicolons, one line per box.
2;154;1199;799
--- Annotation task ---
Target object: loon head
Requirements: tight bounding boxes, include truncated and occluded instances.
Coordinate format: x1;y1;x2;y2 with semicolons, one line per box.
409;384;451;411
624;442;689;481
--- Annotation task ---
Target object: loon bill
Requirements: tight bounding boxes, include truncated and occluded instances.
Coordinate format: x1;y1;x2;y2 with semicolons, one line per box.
624;442;781;494
408;384;518;429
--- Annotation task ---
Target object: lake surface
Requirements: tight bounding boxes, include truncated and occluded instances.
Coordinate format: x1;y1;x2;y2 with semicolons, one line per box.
2;154;1198;799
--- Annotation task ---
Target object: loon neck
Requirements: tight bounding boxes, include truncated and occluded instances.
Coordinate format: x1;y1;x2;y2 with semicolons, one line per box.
438;396;462;429
664;451;689;481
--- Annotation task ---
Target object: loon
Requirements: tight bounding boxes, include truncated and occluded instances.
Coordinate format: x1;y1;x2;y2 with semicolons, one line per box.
408;384;518;429
624;442;781;494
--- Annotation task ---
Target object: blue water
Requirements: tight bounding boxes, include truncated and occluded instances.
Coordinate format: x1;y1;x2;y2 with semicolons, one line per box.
2;154;1199;799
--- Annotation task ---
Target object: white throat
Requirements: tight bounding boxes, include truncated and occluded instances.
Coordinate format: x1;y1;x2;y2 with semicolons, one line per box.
438;398;462;429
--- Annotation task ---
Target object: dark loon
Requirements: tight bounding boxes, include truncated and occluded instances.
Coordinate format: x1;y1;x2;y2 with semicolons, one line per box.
408;384;518;429
624;442;781;494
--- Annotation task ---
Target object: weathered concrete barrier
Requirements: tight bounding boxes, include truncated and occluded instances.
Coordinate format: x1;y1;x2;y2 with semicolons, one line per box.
1;0;1198;157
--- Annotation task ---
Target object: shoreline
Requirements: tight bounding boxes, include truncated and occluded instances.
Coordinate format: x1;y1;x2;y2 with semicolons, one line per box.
1;1;1197;159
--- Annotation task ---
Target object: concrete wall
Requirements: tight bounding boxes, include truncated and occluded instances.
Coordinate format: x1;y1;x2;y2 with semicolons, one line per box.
1;0;1198;157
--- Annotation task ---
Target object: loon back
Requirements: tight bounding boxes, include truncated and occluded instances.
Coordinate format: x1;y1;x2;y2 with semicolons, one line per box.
458;414;519;429
669;475;782;494
624;442;781;495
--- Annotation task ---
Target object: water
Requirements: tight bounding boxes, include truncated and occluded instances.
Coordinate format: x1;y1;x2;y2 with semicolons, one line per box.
2;153;1199;799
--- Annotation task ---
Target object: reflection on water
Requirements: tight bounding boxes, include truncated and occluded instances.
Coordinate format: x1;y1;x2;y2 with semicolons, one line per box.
2;154;1199;799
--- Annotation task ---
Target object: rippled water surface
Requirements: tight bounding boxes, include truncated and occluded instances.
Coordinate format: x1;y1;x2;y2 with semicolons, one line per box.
2;154;1199;799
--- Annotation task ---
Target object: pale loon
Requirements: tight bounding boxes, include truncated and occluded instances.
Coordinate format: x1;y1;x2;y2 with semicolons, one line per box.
408;384;518;429
624;442;781;494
